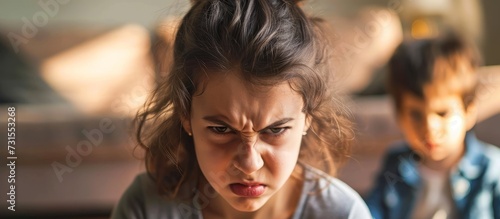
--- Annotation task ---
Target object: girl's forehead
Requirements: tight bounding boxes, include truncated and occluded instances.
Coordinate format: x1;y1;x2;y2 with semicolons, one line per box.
195;70;299;98
191;71;305;128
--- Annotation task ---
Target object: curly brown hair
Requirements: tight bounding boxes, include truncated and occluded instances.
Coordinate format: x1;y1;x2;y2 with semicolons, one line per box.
135;0;354;199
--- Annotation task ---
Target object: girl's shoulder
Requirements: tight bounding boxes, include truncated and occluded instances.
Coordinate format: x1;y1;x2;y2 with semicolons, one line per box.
294;164;372;219
112;168;373;219
110;173;202;219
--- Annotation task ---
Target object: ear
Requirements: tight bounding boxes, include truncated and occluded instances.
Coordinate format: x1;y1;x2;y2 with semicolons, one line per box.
304;115;312;132
465;101;478;131
394;107;404;129
181;115;193;136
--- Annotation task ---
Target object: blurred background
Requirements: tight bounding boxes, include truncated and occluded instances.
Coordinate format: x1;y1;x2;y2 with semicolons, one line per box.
0;0;499;218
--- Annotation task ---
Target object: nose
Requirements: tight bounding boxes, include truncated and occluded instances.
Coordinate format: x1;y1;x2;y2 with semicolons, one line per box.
233;135;264;175
423;114;442;142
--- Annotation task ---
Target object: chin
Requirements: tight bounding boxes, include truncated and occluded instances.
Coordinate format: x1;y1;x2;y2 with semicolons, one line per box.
229;197;268;212
427;150;448;162
416;145;444;161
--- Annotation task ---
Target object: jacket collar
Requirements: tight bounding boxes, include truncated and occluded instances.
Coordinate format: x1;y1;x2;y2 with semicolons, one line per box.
397;148;421;188
455;131;486;180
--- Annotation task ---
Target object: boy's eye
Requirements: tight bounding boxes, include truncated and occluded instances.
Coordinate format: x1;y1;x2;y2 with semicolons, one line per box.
437;111;448;117
209;126;232;134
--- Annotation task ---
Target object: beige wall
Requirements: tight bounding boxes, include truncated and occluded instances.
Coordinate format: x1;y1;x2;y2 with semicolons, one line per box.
482;0;500;65
0;0;498;64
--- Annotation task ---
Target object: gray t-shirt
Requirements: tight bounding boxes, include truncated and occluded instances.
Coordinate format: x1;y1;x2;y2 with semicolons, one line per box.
111;165;372;219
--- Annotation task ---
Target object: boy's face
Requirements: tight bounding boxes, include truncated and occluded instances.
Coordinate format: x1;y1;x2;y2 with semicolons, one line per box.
184;71;309;212
397;84;475;165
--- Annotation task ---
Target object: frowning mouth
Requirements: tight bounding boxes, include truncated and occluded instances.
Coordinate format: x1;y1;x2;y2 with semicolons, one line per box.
425;142;438;150
229;183;266;197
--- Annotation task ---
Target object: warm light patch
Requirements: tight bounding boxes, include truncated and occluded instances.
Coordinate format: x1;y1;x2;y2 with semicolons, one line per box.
411;18;437;39
40;24;154;115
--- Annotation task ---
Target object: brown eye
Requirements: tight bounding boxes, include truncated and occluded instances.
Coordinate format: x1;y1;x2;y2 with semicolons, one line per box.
270;128;285;134
262;127;289;135
437;111;448;117
209;126;232;134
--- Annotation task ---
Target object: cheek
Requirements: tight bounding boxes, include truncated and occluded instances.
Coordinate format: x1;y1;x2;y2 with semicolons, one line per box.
446;115;466;132
400;118;418;137
194;141;237;192
270;148;300;171
400;119;424;147
266;129;303;163
193;137;236;181
265;134;302;172
263;128;302;148
444;116;467;143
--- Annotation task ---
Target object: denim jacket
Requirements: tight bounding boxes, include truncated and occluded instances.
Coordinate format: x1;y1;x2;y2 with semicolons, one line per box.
365;132;500;219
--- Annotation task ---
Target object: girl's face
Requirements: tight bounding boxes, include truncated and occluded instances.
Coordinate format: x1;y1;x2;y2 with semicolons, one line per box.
183;71;309;212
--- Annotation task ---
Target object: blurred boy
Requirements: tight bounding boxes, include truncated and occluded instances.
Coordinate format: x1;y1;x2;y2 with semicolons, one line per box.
365;34;500;219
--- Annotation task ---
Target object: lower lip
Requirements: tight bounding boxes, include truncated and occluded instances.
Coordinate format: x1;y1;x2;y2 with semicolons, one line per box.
229;183;266;197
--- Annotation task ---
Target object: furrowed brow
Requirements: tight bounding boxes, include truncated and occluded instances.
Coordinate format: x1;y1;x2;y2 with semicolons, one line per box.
202;115;234;128
256;118;294;132
202;116;295;132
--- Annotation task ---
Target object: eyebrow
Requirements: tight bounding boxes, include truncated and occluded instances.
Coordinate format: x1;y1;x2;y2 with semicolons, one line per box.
202;115;234;129
202;115;295;132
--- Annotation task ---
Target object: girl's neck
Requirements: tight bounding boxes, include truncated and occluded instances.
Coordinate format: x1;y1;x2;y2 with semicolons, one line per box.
201;166;304;219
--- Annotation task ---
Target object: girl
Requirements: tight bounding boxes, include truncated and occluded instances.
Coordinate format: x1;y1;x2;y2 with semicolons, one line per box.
112;0;371;218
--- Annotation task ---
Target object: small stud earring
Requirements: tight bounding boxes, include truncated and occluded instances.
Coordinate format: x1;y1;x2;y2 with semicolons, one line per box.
302;131;307;136
188;132;192;136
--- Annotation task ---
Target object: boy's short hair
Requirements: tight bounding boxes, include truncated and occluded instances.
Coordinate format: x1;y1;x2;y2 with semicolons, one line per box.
387;33;482;112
